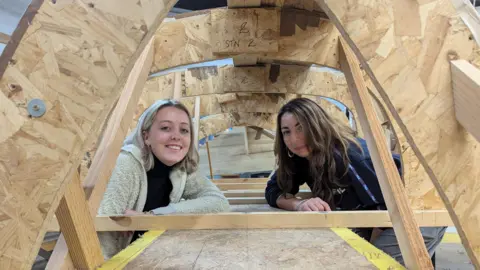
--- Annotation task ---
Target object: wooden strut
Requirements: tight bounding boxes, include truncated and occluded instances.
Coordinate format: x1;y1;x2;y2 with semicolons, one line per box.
338;38;433;269
315;0;480;267
206;141;214;179
46;210;453;232
47;37;157;270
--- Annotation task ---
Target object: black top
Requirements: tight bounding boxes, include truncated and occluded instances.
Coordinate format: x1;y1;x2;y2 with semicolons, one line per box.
265;138;403;211
130;156;173;243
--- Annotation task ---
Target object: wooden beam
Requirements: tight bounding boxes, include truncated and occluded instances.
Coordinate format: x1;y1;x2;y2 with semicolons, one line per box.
223;190;311;198
55;171;103;269
194;96;201;150
227;0;261;8
216;183;309;191
47;36;157;269
173;72;182;99
228;197;267;204
0;32;10;44
338;37;433;269
243;126;250;154
206;141;214;179
451;60;480;142
248;126;275;139
213;178;268;183
151;9;334;73
47;210;453;232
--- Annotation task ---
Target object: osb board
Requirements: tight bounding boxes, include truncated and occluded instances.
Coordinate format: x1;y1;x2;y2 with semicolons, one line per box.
124;229;377;269
199;113;277;139
179;93;348;123
260;0;323;11
0;0;174;268
151;9;339;73
211;9;279;54
321;0;480;263
154;2;480;258
183;65;351;106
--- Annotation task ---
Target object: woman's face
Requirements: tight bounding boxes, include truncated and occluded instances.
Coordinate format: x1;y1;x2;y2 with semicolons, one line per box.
144;106;191;166
280;112;310;158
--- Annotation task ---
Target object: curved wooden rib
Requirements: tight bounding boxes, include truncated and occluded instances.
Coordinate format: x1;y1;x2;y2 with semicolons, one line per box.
0;0;176;268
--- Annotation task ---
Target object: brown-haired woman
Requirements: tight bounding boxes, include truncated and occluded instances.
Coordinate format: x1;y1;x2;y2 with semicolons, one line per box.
265;97;446;266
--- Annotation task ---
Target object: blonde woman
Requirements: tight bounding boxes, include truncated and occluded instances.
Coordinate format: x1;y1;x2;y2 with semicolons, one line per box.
98;99;229;259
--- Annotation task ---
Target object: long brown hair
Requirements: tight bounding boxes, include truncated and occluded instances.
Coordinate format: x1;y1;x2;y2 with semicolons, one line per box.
275;98;359;207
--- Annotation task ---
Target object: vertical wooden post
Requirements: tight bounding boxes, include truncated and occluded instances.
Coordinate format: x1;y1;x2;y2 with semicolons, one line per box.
243;126;250;155
173;72;182;99
206;141;214;179
55;171;104;269
338;38;433;270
194;96;201;150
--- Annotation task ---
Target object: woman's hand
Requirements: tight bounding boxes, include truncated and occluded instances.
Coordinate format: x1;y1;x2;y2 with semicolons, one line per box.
295;197;331;212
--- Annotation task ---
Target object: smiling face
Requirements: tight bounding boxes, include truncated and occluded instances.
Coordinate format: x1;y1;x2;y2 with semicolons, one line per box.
280;112;310;158
143;106;191;166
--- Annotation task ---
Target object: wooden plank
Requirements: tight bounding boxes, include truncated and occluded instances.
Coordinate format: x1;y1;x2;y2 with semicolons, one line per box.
206;141;214;179
47;210;453;232
243;126;250;154
227;0;261;7
173;72;182;99
216;183;268;190
228;197;267;204
232;54;258;66
0;32;10;44
151;9;337;73
392;0;421;36
338;37;433;269
47;35;158;270
451;60;480;142
55;172;103;269
124;229;391;269
223;190;311;198
216;183;309;190
211;9;279;54
0;1;176;268
194;96;201;149
316;0;480;267
213;178;268;183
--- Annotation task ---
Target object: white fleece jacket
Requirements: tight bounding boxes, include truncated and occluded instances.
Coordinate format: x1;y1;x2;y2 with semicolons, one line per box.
97;144;230;259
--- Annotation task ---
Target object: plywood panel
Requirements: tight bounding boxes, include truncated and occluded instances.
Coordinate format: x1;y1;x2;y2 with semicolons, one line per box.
151;9;339;73
0;0;176;268
124;229;377;269
317;0;480;266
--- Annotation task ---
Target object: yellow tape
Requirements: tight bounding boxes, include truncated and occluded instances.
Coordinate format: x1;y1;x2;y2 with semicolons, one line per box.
98;230;165;270
332;228;405;270
442;232;461;243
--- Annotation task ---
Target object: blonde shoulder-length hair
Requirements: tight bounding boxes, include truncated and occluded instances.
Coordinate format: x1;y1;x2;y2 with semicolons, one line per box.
123;99;199;174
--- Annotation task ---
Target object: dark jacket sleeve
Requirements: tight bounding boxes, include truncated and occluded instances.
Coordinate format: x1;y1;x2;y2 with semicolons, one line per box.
265;171;284;208
347;138;403;209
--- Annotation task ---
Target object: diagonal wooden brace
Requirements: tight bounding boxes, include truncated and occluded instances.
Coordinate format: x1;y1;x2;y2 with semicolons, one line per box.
338;37;433;270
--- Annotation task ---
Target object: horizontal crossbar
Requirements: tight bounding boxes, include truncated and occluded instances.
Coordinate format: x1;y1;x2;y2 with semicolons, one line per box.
48;210;452;232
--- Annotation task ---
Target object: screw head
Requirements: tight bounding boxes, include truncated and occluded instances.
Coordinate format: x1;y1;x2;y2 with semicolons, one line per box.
27;99;46;117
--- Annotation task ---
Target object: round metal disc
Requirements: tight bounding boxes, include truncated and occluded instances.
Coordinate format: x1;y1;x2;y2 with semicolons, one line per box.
27;99;46;117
